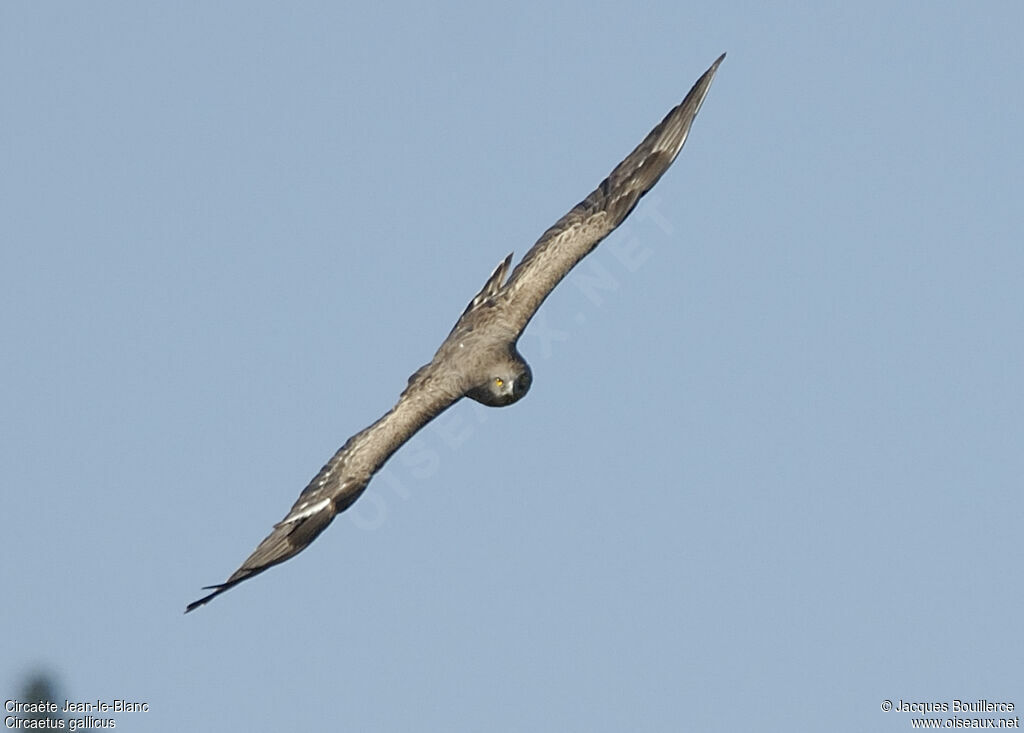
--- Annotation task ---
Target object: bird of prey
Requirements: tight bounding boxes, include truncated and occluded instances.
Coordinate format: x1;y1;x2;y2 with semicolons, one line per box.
186;53;724;612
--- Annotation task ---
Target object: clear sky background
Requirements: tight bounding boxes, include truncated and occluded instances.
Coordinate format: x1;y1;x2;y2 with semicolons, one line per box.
3;2;1022;731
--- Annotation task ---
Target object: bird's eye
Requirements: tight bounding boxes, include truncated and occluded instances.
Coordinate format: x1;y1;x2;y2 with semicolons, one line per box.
494;377;504;387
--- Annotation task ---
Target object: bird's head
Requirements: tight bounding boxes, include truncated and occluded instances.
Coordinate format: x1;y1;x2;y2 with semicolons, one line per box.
466;349;532;407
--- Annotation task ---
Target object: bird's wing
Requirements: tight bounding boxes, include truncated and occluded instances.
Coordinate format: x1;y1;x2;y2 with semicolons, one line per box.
186;366;462;612
500;54;724;335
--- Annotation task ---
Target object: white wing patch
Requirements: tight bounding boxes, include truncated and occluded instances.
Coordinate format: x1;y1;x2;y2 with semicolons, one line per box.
281;497;332;524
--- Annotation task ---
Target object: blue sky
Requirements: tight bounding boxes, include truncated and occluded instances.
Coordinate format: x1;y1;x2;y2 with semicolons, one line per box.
3;2;1022;731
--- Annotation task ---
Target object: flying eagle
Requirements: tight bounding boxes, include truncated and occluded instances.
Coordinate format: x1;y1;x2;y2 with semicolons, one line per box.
187;54;724;612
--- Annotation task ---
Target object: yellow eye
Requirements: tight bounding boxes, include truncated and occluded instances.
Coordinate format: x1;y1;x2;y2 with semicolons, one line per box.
495;377;504;387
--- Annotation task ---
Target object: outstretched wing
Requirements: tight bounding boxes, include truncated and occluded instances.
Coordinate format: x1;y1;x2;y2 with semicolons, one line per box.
186;366;462;612
500;54;724;335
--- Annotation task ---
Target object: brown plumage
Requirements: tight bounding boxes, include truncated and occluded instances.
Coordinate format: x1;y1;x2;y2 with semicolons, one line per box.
186;54;724;612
